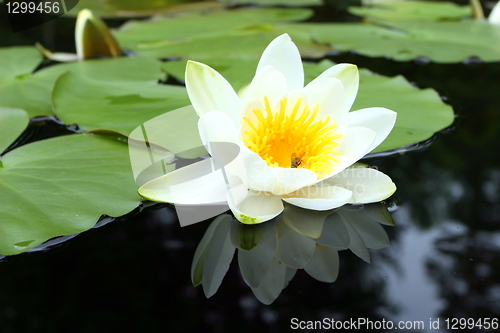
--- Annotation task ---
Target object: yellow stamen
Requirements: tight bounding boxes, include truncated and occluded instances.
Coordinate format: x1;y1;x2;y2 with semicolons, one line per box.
242;96;343;178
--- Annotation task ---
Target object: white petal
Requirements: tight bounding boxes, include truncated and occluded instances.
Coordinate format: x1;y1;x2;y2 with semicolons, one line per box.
138;158;228;205
228;190;283;224
240;147;278;192
321;166;396;204
304;246;340;283
271;167;318;195
198;111;241;146
345;107;397;152
282;185;352;211
238;116;319;196
329;126;376;177
489;1;500;24
257;34;304;90
245;65;288;108
316;63;359;114
185;61;242;126
303;77;345;120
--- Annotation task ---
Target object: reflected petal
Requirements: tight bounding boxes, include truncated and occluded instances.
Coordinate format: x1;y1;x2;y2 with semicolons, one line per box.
341;216;371;263
282;204;331;238
362;203;395;226
202;215;236;297
250;257;287;305
275;219;316;268
315;212;350;249
236;221;277;288
339;207;390;249
304;246;340;283
191;214;232;287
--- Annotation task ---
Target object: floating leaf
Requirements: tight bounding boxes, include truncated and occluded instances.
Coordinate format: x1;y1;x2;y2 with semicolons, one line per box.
70;0;223;18
0;134;141;255
52;56;190;135
349;1;471;22
0;47;186;118
114;8;327;59
0;108;29;153
353;67;454;152
0;46;58;117
310;17;500;63
220;0;321;6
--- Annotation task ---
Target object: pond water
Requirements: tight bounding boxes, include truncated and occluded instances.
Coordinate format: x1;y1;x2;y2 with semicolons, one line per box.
1;2;499;333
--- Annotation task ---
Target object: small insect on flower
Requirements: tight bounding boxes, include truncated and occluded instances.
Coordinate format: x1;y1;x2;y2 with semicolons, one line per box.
290;152;305;168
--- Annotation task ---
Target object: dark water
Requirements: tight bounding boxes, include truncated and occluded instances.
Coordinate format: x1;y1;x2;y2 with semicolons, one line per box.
1;5;499;333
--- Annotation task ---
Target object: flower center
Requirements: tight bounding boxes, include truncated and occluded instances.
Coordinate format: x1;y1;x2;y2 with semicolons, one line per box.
242;96;343;178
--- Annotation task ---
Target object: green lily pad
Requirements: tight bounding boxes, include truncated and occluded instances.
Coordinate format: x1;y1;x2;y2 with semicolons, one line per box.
70;0;223;18
0;47;182;118
0;46;57;117
52;56;190;135
0;108;29;153
355;67;454;152
114;8;327;59
220;0;321;6
349;1;471;22
0;134;141;255
310;15;500;63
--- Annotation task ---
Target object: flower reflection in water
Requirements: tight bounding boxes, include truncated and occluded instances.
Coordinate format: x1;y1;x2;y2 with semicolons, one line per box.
192;202;394;304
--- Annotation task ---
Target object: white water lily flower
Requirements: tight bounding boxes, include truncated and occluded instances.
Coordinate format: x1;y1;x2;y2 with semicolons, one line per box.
140;33;397;224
